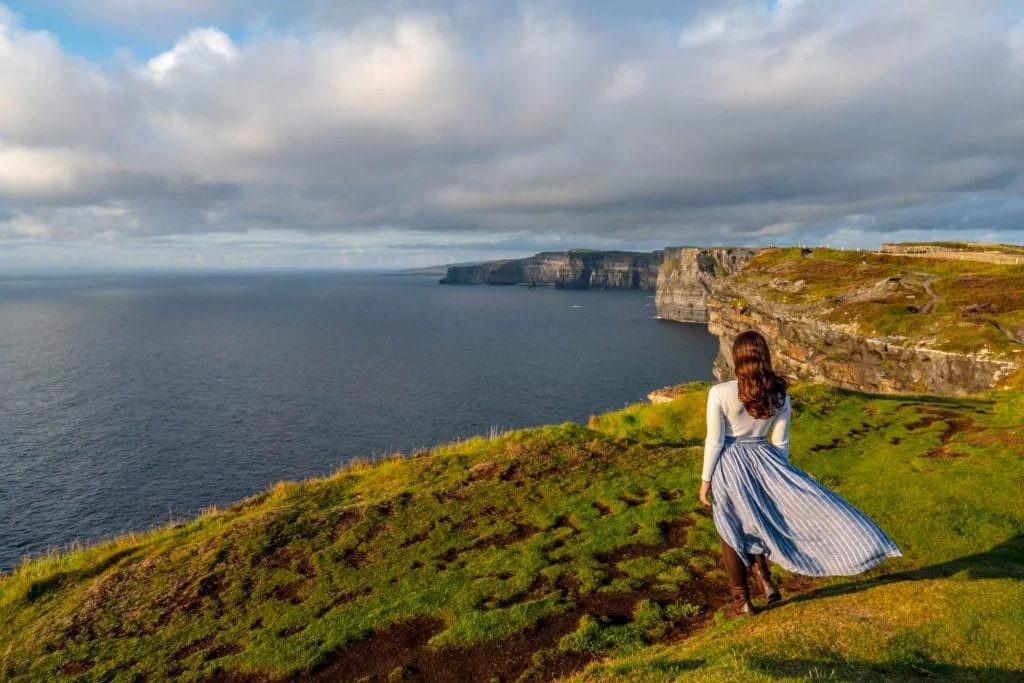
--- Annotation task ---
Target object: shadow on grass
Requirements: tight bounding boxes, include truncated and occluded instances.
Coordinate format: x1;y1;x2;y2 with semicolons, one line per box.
786;534;1023;606
748;656;1023;682
23;546;142;602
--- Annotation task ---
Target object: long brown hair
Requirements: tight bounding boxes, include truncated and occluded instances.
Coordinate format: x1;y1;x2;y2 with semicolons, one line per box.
733;330;789;419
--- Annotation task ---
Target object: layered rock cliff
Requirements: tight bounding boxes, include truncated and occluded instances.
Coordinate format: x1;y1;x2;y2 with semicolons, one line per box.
441;242;1024;396
442;250;662;290
654;247;763;323
707;248;1023;396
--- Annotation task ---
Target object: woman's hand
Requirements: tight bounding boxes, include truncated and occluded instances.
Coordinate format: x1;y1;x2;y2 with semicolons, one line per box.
699;480;712;507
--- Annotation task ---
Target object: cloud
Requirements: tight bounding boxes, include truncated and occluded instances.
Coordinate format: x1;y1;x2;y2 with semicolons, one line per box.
145;27;238;81
1;0;1024;268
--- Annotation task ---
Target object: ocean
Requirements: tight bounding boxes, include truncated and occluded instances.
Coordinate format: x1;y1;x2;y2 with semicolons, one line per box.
0;272;718;570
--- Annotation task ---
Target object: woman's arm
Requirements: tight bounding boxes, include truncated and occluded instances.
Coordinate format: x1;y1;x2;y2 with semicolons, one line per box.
769;394;792;460
701;386;725;482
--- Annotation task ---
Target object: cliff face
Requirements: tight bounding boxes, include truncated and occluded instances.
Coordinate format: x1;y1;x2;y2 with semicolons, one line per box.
654;247;763;323
443;250;662;290
707;279;1020;396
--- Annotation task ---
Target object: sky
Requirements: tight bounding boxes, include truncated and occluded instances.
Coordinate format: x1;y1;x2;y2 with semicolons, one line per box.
1;0;1024;270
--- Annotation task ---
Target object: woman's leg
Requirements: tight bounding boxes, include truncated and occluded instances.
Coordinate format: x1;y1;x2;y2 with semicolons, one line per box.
721;541;756;617
748;553;781;603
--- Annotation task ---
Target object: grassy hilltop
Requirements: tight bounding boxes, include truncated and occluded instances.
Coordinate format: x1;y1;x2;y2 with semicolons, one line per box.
730;248;1024;363
1;384;1022;681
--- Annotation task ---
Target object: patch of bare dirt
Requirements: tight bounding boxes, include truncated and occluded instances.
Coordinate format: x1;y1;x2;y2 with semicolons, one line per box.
176;636;215;660
57;660;94;676
332;509;362;540
847;423;882;438
206;643;244;661
468;460;500;480
811;438;846;452
342;549;370;569
904;408;984;459
273;580;307;605
596;519;692;563
464;523;542;553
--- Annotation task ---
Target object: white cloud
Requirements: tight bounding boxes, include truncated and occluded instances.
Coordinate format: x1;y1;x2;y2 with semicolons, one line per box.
1;0;1024;268
0;144;109;196
146;27;238;81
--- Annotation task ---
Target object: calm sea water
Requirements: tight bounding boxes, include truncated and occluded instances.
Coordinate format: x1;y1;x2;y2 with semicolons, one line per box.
0;272;717;570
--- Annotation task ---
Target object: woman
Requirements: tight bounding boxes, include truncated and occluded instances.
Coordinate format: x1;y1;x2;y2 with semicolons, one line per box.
699;331;901;618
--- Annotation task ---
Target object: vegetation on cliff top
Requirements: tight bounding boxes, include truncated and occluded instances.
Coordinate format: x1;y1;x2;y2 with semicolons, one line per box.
731;247;1024;362
2;384;1022;681
888;242;1024;256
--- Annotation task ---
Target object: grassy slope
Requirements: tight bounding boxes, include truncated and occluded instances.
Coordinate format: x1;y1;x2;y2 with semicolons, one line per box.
1;385;1022;681
730;248;1024;361
890;242;1024;256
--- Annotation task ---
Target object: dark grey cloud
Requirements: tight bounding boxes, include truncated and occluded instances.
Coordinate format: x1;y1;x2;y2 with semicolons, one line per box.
1;0;1023;266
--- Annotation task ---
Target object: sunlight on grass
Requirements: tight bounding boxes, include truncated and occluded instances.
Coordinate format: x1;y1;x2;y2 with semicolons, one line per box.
1;384;1021;681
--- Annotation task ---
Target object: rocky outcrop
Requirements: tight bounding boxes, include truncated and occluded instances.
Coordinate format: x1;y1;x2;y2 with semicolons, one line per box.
443;250;662;290
707;279;1020;396
654;247;763;323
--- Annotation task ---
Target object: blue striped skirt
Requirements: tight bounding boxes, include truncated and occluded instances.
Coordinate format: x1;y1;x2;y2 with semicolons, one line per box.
711;436;902;577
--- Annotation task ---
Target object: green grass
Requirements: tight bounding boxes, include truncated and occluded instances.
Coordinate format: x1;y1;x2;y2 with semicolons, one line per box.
890;242;1024;255
731;248;1024;361
1;385;1023;681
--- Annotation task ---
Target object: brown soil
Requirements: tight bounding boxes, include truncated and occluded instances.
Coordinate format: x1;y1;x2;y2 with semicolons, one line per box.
343;549;370;569
332;510;362;540
847;423;882;438
618;493;646;507
206;643;244;661
904;408;984;459
595;519;692;563
176;635;215;660
57;660;95;676
273;580;307;605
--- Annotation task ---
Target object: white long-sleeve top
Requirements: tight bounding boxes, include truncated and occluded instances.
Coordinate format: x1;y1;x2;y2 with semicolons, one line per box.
702;380;791;481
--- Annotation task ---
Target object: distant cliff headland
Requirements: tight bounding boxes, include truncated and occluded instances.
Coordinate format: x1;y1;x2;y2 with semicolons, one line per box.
440;250;662;290
443;243;1024;397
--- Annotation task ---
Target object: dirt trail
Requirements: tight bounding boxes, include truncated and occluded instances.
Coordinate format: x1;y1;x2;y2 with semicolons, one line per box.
905;272;940;314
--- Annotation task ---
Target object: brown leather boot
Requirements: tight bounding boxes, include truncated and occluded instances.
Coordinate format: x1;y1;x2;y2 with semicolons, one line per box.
751;556;781;604
724;585;757;618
